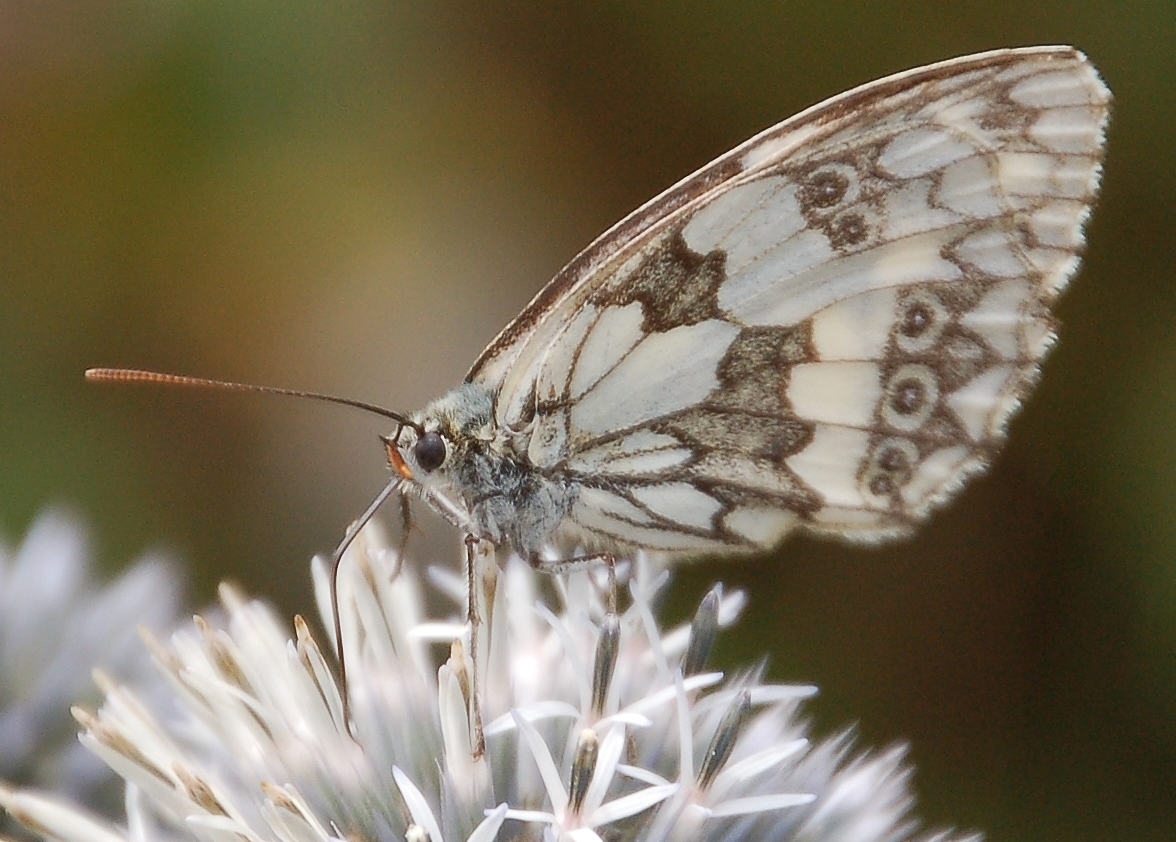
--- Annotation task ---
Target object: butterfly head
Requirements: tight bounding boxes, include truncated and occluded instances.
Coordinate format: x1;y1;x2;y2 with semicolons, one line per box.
381;383;498;494
383;423;447;483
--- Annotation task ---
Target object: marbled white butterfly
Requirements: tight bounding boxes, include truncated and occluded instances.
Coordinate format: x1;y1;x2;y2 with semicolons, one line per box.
89;46;1109;718
388;46;1111;564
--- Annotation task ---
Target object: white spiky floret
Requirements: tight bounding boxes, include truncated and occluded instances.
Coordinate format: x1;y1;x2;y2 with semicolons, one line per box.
0;510;183;828
2;521;978;842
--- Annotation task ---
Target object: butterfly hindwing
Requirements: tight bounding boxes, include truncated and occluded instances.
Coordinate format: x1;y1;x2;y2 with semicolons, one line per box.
468;47;1110;555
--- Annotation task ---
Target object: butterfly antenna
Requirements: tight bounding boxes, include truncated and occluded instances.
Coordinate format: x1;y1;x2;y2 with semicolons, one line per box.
87;366;418;727
85;368;422;432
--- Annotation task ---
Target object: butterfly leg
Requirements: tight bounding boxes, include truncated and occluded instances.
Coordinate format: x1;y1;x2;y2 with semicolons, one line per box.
328;476;403;730
529;551;619;614
391;493;413;572
463;533;491;759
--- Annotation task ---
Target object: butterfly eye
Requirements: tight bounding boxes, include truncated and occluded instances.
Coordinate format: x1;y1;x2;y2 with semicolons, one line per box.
413;431;447;473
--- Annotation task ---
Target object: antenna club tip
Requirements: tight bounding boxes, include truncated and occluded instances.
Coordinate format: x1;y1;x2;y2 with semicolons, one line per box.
85;368;132;382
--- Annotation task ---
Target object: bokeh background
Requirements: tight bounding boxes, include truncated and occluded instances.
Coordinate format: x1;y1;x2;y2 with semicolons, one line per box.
2;2;1173;840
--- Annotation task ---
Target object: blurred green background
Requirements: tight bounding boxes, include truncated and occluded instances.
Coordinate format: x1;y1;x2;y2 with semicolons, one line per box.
1;2;1173;840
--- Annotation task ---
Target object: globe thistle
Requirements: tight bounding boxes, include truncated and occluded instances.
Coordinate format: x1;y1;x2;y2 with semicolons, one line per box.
1;521;977;842
0;510;184;830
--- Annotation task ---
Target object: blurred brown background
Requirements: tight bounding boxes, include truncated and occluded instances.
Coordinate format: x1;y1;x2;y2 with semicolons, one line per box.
1;2;1172;840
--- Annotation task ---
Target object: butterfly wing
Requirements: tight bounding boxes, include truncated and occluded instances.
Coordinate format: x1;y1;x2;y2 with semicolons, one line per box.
467;46;1110;553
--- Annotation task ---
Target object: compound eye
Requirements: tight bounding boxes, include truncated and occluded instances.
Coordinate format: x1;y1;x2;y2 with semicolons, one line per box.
413;431;446;473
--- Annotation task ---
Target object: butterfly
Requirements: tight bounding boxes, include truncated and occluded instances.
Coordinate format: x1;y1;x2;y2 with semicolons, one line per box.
92;45;1111;569
370;45;1111;567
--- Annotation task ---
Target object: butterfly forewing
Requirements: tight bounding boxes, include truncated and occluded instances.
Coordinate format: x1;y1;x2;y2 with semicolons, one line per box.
469;47;1110;555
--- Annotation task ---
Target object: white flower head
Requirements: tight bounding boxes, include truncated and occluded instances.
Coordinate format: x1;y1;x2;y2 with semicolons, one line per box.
2;521;978;842
0;510;184;824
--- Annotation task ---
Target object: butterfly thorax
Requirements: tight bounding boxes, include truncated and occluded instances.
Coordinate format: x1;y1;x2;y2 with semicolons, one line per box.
400;383;577;557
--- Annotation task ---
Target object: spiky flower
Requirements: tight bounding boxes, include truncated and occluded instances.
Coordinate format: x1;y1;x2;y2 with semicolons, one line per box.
1;521;977;842
0;510;183;827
